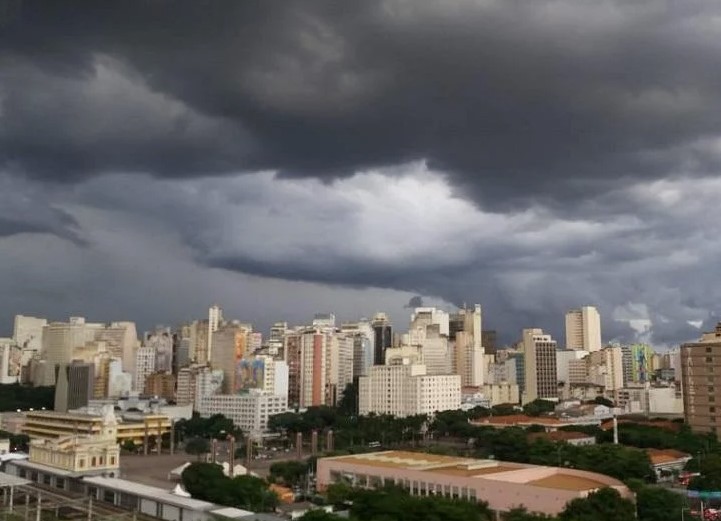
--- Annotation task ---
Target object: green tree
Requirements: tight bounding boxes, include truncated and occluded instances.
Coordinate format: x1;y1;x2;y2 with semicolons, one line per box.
522;399;556;417
636;485;686;521
338;381;358;416
121;439;137;453
325;482;354;507
0;384;55;412
184;437;210;460
559;487;636;521
269;460;309;487
181;462;225;499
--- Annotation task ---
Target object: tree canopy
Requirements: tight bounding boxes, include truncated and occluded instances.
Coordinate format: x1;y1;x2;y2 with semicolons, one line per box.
181;462;278;512
0;384;54;412
176;413;241;440
559;488;636;521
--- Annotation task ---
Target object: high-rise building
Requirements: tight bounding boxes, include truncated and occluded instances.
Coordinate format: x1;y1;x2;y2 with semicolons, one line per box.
341;320;374;379
521;328;558;404
681;323;721;437
371;313;392;365
481;330;498;355
358;361;461;417
13;315;47;350
207;305;224;362
144;327;173;373
134;346;156;392
409;308;452;375
210;324;251;394
54;361;95;412
326;333;354;406
449;305;485;386
565;306;602;352
587;346;624;391
269;322;288;356
630;344;655;383
144;372;176;401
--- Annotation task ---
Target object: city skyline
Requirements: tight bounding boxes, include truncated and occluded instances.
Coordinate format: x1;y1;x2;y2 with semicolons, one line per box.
3;1;721;347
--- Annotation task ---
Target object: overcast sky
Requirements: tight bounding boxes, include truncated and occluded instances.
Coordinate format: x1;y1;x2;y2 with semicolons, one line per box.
1;0;720;347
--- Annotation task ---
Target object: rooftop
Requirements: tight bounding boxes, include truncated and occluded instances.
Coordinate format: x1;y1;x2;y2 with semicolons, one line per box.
646;448;692;466
323;451;624;493
82;476;216;511
0;471;30;488
527;431;595;442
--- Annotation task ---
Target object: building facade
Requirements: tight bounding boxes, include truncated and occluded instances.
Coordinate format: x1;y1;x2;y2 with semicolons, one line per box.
358;361;461;417
564;306;601;352
681;323;721;436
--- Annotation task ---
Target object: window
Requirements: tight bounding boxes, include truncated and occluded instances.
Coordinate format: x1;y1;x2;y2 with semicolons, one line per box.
711;406;716;413
707;347;713;353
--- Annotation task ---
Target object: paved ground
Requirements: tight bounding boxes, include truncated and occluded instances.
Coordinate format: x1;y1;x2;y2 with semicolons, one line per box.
119;450;307;488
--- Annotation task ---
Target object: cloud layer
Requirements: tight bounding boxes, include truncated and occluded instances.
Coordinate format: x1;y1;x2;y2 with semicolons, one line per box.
1;1;721;345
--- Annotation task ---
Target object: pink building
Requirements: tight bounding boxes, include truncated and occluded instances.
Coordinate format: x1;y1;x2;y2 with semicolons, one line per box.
317;450;632;518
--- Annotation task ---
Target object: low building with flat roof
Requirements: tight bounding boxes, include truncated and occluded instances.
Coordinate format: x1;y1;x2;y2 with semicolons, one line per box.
317;450;631;518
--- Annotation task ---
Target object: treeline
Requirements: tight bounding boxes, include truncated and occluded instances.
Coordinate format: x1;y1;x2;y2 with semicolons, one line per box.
0;383;54;412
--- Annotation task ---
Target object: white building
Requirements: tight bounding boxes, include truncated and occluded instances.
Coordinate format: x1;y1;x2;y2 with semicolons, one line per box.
134;346;156;392
358;361;461;417
144;327;173;373
0;339;19;384
206;305;223;363
556;349;588;385
107;359;132;397
197;390;288;438
565;306;602;352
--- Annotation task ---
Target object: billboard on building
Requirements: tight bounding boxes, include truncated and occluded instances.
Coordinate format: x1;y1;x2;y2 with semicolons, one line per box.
238;358;265;391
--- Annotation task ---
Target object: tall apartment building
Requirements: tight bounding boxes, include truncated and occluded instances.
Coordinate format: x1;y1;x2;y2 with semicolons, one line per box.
134;346;156;392
144;327;173;373
326;333;354;405
681;323;721;437
268;322;288;356
409;308;452;375
340;320;374;378
358;361;461;417
176;364;222;407
449;305;485;386
587;346;624;391
144;372;176;401
210;323;251;394
481;330;497;355
565;306;601;352
630;344;655;383
371;313;392;365
207;305;223;362
54;361;94;412
521;328;558;404
13;315;47;350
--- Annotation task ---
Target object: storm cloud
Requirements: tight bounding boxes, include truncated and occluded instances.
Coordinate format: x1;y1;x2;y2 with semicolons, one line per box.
1;0;720;345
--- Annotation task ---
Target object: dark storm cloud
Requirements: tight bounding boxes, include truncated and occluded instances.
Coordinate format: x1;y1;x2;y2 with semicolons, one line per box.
3;1;721;205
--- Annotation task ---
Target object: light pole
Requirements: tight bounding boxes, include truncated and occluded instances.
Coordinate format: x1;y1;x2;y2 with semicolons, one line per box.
681;507;690;521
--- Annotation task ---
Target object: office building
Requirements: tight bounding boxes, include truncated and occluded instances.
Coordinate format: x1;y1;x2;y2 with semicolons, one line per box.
317;451;631;517
681;323;721;436
197;390;288;439
358;361;461;417
521;329;558;404
54;361;95;413
565;306;601;352
371;313;392;365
